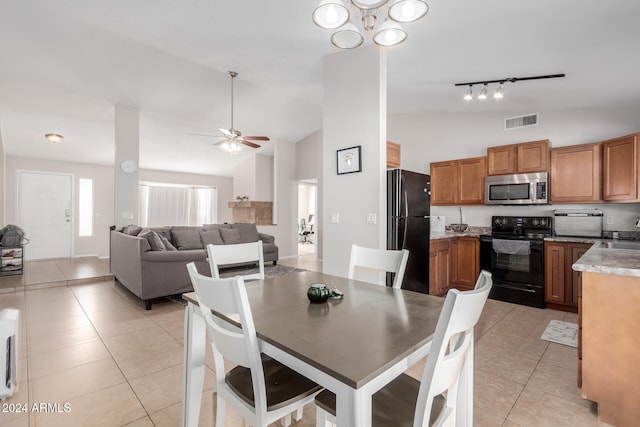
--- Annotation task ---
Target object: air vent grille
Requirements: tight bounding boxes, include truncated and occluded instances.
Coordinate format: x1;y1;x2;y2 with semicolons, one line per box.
505;113;539;130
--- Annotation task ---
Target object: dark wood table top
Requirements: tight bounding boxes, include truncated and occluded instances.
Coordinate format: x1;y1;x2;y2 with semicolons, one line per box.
183;270;443;389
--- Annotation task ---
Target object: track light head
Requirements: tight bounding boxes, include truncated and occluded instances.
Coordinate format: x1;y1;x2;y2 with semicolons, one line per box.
478;84;488;100
494;82;504;99
463;85;473;100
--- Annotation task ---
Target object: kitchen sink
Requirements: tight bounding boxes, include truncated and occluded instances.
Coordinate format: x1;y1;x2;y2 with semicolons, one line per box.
599;241;640;250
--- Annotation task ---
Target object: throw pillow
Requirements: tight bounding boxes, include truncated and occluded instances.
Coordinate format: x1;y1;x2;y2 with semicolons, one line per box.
220;228;242;244
160;235;177;251
124;224;142;236
200;229;224;246
172;228;204;250
150;227;171;241
139;229;166;251
232;223;260;242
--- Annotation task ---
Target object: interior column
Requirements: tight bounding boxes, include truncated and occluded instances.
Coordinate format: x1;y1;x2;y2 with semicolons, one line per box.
114;105;140;228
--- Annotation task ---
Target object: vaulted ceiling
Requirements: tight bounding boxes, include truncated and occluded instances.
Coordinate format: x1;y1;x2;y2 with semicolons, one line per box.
1;1;639;176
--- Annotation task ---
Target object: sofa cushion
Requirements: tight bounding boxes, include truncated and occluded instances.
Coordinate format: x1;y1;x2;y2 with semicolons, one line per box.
232;223;260;242
172;228;204;250
203;223;232;231
200;229;224;246
150;227;172;241
220;228;242;244
123;224;142;236
263;243;277;254
139;229;166;251
160;235;178;251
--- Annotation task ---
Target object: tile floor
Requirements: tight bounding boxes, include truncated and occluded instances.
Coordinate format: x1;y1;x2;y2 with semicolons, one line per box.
0;255;612;426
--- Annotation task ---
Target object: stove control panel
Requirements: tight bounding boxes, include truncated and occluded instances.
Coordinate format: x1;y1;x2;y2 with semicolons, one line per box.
492;216;553;233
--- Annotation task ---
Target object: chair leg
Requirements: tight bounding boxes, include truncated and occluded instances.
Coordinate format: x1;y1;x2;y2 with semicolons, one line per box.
316;406;333;427
215;395;226;427
294;407;303;422
281;413;292;427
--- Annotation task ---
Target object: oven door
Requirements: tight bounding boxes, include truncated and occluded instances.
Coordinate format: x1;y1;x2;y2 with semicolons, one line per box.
480;236;545;308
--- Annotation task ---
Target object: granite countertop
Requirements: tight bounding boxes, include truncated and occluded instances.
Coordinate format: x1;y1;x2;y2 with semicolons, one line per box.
544;236;598;244
572;240;640;278
430;226;490;240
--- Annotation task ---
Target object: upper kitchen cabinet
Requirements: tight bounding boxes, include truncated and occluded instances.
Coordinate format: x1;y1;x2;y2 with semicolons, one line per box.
386;141;401;168
430;156;486;206
602;133;640;202
551;143;602;203
487;139;550;175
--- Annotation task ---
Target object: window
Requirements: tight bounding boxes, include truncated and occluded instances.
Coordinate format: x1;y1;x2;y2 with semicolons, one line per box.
78;178;93;236
138;183;217;227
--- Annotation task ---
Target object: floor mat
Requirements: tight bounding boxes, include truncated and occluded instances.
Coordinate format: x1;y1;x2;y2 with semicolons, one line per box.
541;319;578;348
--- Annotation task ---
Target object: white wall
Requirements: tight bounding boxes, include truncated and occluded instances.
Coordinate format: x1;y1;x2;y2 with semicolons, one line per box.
295;130;323;258
139;168;233;224
322;47;387;278
388;106;640;230
5;156;114;258
0;127;4;226
255;154;274;201
233;155;256;200
114;105;140;228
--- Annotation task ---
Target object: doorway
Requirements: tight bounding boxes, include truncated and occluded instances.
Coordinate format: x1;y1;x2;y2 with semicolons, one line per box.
297;182;317;255
17;171;73;260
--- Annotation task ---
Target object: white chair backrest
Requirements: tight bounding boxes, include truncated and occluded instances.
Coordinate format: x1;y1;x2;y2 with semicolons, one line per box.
207;241;265;281
348;244;409;289
413;271;492;427
186;262;268;413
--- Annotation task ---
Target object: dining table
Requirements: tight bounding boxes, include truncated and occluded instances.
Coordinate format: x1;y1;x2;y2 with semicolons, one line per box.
181;270;472;427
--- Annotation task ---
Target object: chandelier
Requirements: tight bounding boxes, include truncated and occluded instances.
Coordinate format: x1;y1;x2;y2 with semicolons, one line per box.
312;0;429;49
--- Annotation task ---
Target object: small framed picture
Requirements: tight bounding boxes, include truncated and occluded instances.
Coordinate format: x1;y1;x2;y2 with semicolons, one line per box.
336;146;362;175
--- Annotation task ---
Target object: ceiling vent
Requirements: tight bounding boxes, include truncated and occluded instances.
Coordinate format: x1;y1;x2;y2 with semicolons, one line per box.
504;113;539;130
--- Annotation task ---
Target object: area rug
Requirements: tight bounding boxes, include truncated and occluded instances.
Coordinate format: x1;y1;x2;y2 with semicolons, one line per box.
165;264;306;305
541;320;578;348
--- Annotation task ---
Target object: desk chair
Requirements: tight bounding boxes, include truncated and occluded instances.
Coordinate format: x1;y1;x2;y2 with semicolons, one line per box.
186;263;322;427
348;244;409;289
206;241;265;281
299;218;313;244
315;270;492;427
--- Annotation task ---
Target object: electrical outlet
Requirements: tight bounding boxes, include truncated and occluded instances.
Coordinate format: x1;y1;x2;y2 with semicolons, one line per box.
366;213;377;224
607;216;614;225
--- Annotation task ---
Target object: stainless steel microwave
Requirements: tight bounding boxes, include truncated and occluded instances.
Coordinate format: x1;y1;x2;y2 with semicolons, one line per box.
484;172;548;205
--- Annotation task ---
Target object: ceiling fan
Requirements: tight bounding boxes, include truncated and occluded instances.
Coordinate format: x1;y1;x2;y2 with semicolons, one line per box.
190;71;270;153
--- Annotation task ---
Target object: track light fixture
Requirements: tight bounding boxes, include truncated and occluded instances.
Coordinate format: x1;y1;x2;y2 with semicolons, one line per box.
456;73;565;101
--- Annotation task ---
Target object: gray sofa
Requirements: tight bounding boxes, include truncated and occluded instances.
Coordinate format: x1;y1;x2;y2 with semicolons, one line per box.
110;223;278;309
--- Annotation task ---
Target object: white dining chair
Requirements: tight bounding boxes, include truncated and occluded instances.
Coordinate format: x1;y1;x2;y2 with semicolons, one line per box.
315;271;492;427
348;244;409;288
207;240;265;281
186;262;322;427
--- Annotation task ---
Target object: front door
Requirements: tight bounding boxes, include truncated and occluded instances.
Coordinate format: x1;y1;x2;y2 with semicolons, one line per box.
17;171;72;260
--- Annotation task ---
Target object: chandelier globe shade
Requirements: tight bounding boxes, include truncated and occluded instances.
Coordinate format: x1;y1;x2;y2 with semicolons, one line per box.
313;0;349;29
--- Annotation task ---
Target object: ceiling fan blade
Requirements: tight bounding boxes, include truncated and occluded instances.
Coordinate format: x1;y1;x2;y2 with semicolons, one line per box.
241;140;261;149
243;136;270;141
219;128;233;136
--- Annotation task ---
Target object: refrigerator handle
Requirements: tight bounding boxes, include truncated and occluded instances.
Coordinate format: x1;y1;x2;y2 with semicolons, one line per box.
401;174;409;218
402;217;408;249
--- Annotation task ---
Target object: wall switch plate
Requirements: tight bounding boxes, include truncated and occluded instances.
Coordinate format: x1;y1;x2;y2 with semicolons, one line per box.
366;213;377;224
330;213;340;224
607;216;614;225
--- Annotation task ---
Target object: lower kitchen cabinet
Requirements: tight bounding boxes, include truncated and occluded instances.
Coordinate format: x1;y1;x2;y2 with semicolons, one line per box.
429;239;452;296
453;237;480;291
544;241;591;312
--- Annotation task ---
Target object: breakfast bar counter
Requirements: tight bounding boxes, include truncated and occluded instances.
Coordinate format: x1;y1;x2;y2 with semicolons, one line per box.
572;243;640;427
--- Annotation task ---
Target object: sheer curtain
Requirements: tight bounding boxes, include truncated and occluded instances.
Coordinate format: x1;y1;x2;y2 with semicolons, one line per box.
139;184;217;227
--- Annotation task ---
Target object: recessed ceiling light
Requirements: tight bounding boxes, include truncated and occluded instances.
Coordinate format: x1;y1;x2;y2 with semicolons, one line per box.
45;133;63;143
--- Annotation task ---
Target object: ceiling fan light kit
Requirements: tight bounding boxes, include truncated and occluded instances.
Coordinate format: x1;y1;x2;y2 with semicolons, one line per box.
313;0;428;49
455;73;566;101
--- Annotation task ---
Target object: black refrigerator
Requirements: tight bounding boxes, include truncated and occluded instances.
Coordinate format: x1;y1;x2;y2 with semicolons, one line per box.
387;169;431;293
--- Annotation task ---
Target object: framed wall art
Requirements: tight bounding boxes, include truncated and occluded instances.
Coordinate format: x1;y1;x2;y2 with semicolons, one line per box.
336;146;362;175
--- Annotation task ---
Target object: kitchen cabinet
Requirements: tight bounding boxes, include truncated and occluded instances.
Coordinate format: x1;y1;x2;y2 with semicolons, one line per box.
544;241;590;312
487;139;550;175
580;271;640;426
386;141;401;168
0;246;23;276
453;237;480;291
430;156;486;206
429;238;452;296
550;143;602;203
602;133;640;201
